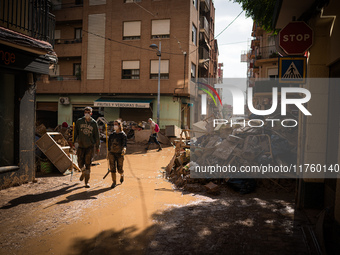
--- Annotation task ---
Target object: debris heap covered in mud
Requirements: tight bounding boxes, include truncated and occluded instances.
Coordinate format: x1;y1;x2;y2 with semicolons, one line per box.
166;116;298;195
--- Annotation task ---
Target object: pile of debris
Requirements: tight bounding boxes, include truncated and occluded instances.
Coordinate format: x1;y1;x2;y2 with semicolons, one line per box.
166;116;298;195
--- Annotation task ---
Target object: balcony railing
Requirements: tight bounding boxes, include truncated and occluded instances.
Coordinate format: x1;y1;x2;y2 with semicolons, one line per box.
200;0;210;12
55;38;82;44
49;75;81;81
51;0;83;10
253;80;298;93
0;0;55;46
256;45;279;59
199;47;209;60
199;16;209;37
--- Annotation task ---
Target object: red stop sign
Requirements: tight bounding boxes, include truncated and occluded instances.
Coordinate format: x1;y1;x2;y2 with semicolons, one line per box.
279;21;313;55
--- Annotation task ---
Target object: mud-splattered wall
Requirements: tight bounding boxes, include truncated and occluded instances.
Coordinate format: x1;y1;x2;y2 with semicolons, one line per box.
0;73;36;189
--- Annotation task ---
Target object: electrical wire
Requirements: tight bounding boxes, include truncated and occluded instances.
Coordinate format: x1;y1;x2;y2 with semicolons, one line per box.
214;10;244;39
68;24;184;56
63;9;244;57
219;40;248;45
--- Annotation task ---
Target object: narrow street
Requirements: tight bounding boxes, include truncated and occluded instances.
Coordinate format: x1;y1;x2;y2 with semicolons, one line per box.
0;145;311;255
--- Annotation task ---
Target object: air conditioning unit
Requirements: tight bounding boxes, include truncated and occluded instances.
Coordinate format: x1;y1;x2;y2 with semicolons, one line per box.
59;97;70;105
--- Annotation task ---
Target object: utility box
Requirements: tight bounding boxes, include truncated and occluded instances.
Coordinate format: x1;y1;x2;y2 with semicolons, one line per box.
36;132;72;173
165;125;182;137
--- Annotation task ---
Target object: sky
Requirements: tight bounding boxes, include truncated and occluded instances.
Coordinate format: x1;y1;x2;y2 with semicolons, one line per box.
213;0;253;78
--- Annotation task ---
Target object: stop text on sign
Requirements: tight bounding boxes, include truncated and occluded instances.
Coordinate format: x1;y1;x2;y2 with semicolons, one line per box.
282;33;310;42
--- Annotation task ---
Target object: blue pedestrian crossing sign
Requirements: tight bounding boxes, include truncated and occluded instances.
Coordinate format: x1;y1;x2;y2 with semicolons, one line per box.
279;57;307;84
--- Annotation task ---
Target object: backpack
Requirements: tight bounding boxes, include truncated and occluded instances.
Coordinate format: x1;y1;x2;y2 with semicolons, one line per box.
154;123;160;133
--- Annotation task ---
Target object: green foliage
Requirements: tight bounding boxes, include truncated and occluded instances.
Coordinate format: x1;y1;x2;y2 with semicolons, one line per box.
230;0;277;31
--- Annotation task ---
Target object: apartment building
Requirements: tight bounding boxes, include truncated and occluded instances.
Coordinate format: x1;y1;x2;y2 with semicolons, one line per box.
245;22;280;111
0;0;56;189
36;0;218;129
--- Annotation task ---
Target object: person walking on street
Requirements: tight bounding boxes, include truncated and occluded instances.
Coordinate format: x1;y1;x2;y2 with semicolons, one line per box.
74;106;100;188
145;118;162;152
108;120;127;188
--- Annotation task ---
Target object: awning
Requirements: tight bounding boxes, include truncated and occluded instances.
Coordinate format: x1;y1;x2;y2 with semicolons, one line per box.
94;98;154;108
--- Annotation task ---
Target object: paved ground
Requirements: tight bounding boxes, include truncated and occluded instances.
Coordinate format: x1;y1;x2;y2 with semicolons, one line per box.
0;145;311;255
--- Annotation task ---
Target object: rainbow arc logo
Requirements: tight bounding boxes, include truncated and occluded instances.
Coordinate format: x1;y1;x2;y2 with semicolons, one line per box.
198;82;222;115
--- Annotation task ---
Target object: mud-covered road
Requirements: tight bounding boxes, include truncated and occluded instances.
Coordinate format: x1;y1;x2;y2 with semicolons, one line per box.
0;145;310;255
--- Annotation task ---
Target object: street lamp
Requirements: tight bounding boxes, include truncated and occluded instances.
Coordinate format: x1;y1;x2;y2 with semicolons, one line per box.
149;42;161;125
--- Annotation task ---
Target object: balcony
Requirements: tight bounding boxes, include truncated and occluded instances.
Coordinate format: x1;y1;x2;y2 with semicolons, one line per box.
253;80;298;94
52;1;83;22
251;39;260;49
199;16;209;38
241;50;249;62
200;0;210;13
54;39;82;57
199;47;209;69
52;0;83;10
50;75;81;81
0;0;55;46
256;45;278;60
36;77;81;93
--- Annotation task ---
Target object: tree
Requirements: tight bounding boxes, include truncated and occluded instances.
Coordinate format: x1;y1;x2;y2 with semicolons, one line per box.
230;0;277;31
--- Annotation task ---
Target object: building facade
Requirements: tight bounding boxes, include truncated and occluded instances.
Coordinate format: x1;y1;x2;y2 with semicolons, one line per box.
37;0;218;129
245;21;280;111
0;0;56;189
273;0;340;252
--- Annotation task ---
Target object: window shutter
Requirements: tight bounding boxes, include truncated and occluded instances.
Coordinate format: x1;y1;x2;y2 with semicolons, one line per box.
152;20;170;35
151;60;169;73
123;21;141;37
123;61;140;69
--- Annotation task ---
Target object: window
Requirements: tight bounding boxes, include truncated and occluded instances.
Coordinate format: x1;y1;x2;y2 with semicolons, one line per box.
89;0;106;5
73;63;81;79
124;0;141;3
193;0;197;9
123;21;141;40
191;63;196;78
150;60;169;79
192;24;197;46
122;61;140;79
268;68;278;79
55;30;61;44
75;28;82;41
151;19;170;39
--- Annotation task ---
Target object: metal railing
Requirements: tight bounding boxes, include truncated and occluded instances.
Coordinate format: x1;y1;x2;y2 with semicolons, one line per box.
49;75;81;81
54;38;82;44
0;0;55;46
51;0;83;10
199;47;209;60
200;0;210;11
256;45;278;59
199;16;209;36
